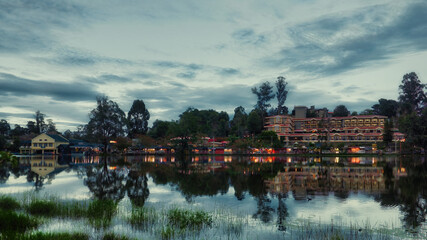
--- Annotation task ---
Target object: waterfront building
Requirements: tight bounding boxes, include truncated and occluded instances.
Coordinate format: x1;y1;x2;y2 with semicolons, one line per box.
265;110;404;145
29;133;69;154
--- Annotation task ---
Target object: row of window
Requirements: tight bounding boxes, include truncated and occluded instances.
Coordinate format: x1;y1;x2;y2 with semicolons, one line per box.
33;143;53;147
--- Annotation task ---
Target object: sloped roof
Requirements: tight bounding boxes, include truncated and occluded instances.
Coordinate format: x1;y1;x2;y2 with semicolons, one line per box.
46;134;69;142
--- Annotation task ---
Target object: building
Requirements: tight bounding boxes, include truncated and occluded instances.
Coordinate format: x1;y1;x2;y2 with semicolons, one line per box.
30;133;69;154
265;113;404;145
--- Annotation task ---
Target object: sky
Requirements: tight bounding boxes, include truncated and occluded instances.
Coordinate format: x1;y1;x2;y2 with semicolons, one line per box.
0;0;427;132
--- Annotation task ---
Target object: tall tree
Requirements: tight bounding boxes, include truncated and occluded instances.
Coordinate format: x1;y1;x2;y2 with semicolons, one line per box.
247;109;263;135
45;119;58;134
27;121;37;134
399;72;426;115
372;98;399;118
127;99;150;138
275;76;289;115
86;96;126;149
231;106;248;137
0;119;10;136
252;82;275;114
34;110;46;134
383;119;393;146
332;105;350;117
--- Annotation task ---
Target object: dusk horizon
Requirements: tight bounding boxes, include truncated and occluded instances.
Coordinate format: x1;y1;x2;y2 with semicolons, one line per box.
1;0;427;132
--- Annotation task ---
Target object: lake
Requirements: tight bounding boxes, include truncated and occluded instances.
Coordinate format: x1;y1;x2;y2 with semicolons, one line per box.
0;154;426;239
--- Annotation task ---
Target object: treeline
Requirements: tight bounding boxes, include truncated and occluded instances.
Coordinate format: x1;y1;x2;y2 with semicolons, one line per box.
0;73;425;151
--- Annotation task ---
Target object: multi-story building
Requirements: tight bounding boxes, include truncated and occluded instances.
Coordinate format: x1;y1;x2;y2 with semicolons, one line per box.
265;111;404;145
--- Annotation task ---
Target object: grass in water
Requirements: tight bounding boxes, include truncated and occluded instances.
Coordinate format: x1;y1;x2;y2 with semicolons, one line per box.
128;206;157;229
87;199;118;228
27;200;57;217
102;232;134;240
0;195;21;211
18;232;89;240
0;209;39;233
167;208;212;231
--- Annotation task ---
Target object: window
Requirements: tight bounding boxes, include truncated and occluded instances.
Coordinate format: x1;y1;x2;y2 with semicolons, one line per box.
33;143;37;147
45;139;47;141
49;143;53;147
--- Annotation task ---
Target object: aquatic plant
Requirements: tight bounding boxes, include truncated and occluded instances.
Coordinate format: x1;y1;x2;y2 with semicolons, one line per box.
128;206;157;229
27;200;57;216
167;208;212;231
19;232;89;240
0;209;38;233
87;199;118;228
0;195;20;211
103;232;134;240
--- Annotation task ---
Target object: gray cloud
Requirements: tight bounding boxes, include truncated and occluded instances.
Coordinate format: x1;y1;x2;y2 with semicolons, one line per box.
218;68;240;76
83;74;133;84
232;28;266;45
265;2;427;76
177;72;196;79
0;0;87;53
0;73;99;102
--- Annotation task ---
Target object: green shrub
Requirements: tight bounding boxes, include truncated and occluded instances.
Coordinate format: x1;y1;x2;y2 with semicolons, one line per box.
0;195;20;211
27;200;57;216
102;232;132;240
129;207;157;229
87;199;117;228
0;209;38;233
20;232;89;240
167;208;212;231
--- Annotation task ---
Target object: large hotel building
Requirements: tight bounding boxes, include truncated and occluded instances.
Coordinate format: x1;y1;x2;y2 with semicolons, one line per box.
265;106;404;144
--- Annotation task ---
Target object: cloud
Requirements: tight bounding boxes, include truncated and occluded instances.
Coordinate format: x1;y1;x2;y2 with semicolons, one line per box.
177;72;196;79
264;1;427;76
82;74;133;84
0;73;99;102
217;68;240;76
232;28;266;45
0;0;87;53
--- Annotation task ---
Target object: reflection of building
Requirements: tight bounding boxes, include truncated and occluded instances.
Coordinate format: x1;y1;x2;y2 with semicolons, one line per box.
30;155;68;178
265;111;404;144
30;133;69;154
266;166;386;198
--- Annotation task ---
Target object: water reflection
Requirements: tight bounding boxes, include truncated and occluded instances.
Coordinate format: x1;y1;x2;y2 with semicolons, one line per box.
0;154;425;233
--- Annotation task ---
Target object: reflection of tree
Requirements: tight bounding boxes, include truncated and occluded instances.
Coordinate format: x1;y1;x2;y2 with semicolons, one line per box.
0;164;10;184
126;170;149;207
175;171;229;203
375;158;427;231
249;174;274;223
276;193;288;231
84;159;127;200
230;173;248;200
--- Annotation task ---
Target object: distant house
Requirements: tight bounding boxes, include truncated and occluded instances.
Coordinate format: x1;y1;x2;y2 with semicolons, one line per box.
30;133;69;154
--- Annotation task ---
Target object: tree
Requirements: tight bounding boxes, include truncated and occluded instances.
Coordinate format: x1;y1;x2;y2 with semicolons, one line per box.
247;109;263;135
127;99;150;138
275;76;289;115
252;82;275;114
27;121;37;134
351;111;358;116
332;105;349;117
0;119;10;136
86;96;126;149
383;119;393;146
372;98;399;118
10;124;27;137
399;72;426;115
149;120;172;139
34;110;46;134
45;119;58;134
231;106;248;137
360;109;374;115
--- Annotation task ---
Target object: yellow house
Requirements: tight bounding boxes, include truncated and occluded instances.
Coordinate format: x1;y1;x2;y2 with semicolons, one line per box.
31;133;69;154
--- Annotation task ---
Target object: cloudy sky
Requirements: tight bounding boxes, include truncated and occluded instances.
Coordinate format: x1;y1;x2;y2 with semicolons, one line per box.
1;0;426;131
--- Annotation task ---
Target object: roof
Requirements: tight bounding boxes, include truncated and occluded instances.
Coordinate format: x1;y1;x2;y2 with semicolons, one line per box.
46;134;69;142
